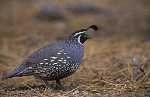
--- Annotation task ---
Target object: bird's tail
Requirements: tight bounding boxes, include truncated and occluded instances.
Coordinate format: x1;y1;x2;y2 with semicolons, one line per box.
0;69;28;80
0;71;14;80
1;64;32;80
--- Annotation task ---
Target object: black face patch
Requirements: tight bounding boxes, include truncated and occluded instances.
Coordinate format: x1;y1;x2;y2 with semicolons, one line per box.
79;34;89;44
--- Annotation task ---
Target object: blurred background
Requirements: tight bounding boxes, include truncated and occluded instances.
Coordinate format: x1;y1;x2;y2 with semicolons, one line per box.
0;0;150;97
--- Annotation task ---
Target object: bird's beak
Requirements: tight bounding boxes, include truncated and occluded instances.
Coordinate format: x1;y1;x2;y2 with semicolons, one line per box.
85;29;93;39
85;25;98;39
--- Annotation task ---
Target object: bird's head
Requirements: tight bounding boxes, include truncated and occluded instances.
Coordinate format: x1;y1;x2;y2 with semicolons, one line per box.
69;25;98;45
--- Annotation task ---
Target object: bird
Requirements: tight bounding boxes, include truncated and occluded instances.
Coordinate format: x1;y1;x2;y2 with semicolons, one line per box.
1;25;98;88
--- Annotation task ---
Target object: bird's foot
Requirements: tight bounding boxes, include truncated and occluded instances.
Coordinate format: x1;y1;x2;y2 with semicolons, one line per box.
54;80;75;91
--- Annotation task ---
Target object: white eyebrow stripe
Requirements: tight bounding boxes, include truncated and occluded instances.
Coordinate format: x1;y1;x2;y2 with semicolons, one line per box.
74;31;86;36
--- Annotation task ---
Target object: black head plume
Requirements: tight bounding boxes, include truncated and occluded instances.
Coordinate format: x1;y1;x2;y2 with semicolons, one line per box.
70;25;98;38
87;25;98;31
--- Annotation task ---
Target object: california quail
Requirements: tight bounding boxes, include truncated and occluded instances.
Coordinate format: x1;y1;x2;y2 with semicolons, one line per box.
2;25;98;88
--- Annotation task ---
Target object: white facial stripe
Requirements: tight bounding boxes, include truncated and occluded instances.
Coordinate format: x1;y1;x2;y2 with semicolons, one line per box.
78;35;83;45
74;31;86;36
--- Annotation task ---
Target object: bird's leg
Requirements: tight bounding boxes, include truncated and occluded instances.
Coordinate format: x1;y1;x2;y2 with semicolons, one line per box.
56;79;62;86
56;79;63;89
41;80;50;92
43;80;49;86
